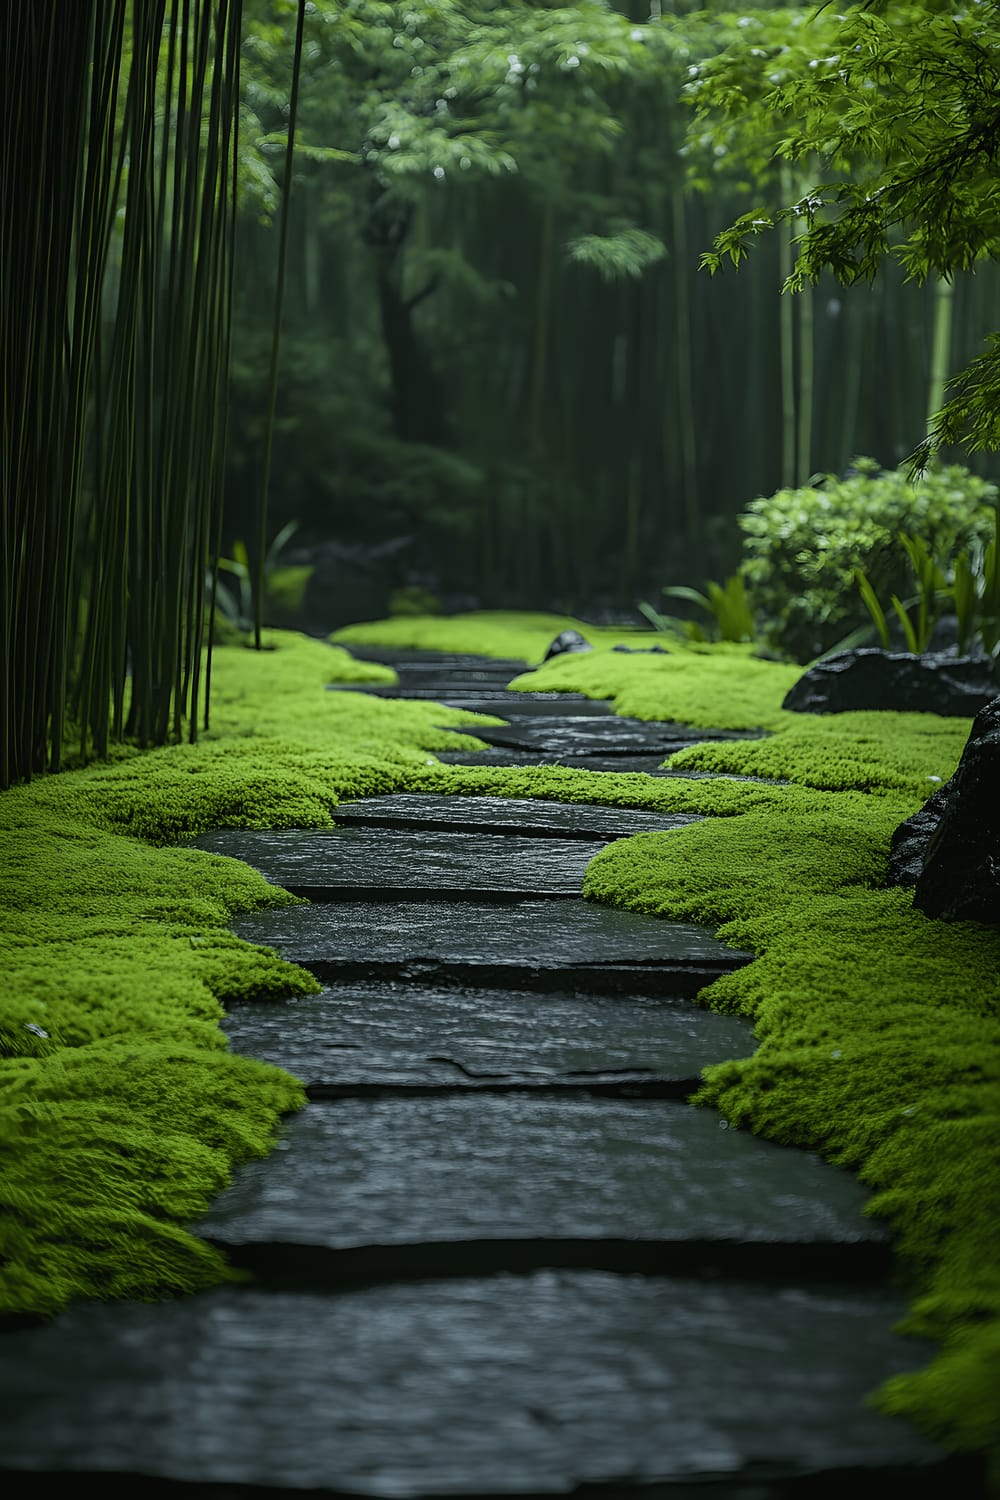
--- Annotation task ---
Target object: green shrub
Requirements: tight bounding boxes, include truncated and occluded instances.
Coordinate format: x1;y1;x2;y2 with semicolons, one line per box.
739;458;998;661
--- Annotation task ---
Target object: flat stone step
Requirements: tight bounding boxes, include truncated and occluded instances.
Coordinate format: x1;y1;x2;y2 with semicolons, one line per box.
330;686;617;716
205;1233;895;1290
445;718;762;757
232;897;752;995
194;1096;888;1250
0;1275;954;1493
329;794;698;841
435;748;775;780
302;1076;703;1101
222;979;755;1082
433;748;692;774
341;647;529;672
193;827;613;900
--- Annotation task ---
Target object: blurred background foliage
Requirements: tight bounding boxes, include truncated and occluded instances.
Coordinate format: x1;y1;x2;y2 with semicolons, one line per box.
228;0;1000;625
7;0;1000;787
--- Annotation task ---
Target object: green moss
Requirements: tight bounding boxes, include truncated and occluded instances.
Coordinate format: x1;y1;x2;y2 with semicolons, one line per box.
581;786;1000;1453
0;630;496;1316
666;711;969;797
510;643;801;730
331;610;667;665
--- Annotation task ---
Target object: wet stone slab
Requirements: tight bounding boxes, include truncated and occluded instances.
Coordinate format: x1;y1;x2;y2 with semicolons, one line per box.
344;645;530;669
342;647;530;673
436;747;775;780
331;686;617;716
195;1095;886;1249
232;897;751;993
192;827;612;899
0;1274;946;1492
445;717;763;757
329;793;699;841
222;980;756;1084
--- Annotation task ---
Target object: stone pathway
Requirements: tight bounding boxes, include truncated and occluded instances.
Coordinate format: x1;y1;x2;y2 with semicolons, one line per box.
0;648;984;1498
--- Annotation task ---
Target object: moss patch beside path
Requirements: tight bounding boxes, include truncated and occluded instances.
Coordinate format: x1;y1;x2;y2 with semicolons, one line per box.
0;633;496;1315
332;610;665;664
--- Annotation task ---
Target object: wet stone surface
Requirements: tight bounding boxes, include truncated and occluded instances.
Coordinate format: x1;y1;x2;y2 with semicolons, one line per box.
0;1275;943;1493
195;1095;887;1250
192;826;616;899
222;980;756;1083
436;747;685;774
331;686;617;716
329;793;699;840
233;896;752;992
341;648;530;674
444;717;763;757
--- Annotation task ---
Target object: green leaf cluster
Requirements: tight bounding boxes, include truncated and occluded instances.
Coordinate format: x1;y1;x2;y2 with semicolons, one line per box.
640;573;756;645
738;460;998;661
688;1;1000;458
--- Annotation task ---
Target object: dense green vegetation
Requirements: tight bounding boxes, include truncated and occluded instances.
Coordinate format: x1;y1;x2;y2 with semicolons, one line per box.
8;2;1000;785
229;0;1000;614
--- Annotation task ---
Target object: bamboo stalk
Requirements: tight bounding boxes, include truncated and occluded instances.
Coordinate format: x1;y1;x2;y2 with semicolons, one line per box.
255;0;307;650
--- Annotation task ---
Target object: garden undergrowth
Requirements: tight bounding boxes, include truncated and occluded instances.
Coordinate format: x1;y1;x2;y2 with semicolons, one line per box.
2;619;998;1467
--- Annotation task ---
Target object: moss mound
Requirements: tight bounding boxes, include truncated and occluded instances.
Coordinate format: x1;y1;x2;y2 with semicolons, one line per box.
332;610;666;664
580;777;999;1454
0;632;495;1315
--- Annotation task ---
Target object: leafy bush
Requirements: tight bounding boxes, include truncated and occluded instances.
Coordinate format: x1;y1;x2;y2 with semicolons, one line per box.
739;459;998;661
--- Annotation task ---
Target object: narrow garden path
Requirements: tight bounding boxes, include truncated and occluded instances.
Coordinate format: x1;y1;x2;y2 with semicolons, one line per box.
0;648;981;1497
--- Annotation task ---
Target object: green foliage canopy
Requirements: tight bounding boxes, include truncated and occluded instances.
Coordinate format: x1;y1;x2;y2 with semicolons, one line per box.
691;0;1000;462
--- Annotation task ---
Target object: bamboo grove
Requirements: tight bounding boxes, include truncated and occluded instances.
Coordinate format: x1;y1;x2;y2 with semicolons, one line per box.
6;1;1000;783
1;1;245;788
226;0;1000;616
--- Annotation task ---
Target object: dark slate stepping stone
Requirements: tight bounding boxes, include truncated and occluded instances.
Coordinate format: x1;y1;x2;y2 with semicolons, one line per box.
232;897;752;994
192;827;605;900
223;980;755;1085
445;717;762;756
0;1274;954;1494
328;685;615;716
436;747;687;774
436;747;778;781
341;647;529;672
194;1096;887;1249
329;793;699;841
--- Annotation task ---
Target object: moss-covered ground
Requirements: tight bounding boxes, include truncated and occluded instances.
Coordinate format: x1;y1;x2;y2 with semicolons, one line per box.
3;619;998;1469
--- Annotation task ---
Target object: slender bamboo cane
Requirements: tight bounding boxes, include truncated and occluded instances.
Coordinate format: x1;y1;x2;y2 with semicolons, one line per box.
778;166;797;489
926;274;955;441
254;0;306;651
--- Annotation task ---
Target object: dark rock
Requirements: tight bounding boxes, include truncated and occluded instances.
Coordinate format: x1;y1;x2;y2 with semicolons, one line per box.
902;696;1000;923
783;648;999;717
886;785;951;888
543;629;593;660
611;643;670;654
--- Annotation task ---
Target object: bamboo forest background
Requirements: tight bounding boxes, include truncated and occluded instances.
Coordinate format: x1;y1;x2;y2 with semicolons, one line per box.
228;0;1000;621
5;0;1000;788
